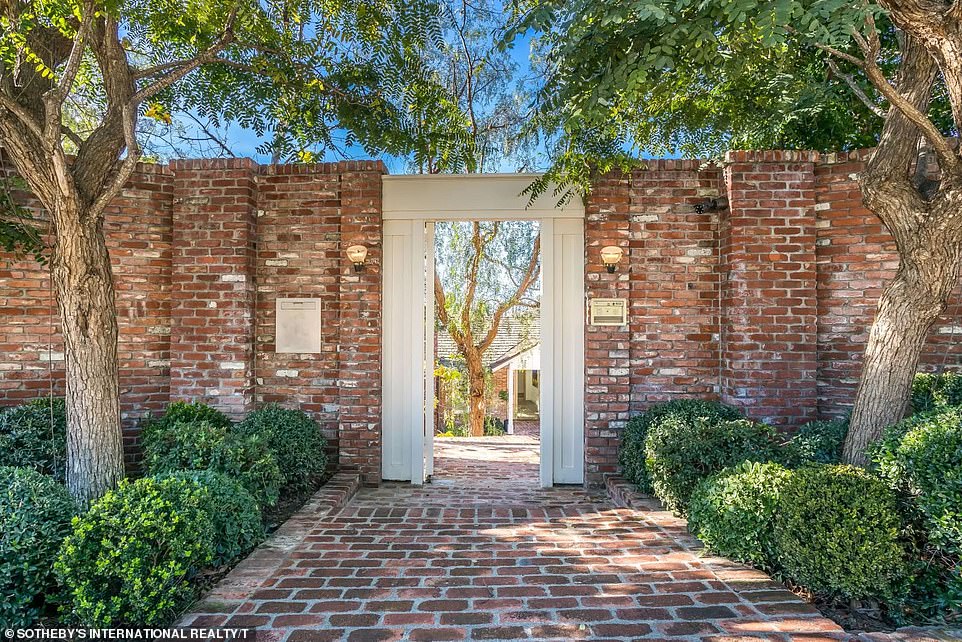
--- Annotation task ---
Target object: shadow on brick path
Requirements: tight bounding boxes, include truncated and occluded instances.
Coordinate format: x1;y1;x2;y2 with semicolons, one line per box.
180;437;950;641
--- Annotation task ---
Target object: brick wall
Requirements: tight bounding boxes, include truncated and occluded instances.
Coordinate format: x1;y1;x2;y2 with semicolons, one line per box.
0;158;384;480
1;150;960;486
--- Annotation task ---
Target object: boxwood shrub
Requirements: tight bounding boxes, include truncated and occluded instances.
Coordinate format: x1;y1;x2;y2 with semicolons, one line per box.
142;419;282;508
142;401;231;442
55;476;214;626
645;417;780;515
237;404;327;492
774;465;909;601
620;400;742;493
780;418;849;467
0;467;77;628
157;470;264;566
0;398;67;481
688;461;792;570
911;373;962;414
873;406;962;557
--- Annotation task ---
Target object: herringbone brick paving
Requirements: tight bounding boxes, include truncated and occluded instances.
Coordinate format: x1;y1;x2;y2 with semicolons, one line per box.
181;436;951;641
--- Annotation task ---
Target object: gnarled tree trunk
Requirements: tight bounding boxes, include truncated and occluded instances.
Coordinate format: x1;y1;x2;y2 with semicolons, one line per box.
844;239;962;464
843;30;962;464
52;195;125;504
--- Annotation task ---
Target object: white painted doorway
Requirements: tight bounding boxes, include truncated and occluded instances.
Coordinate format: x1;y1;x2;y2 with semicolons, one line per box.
380;175;585;487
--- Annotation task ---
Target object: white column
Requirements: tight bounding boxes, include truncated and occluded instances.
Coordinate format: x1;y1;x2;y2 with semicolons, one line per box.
506;363;515;434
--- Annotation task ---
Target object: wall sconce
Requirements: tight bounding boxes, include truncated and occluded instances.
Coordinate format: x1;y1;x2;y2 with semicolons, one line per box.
600;245;624;273
346;244;368;272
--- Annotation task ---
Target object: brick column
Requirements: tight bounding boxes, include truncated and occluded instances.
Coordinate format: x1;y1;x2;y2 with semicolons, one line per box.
720;151;819;426
584;172;632;487
336;162;385;485
168;158;259;419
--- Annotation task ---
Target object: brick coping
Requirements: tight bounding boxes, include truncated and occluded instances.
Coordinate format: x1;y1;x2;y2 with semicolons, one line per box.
604;475;962;641
175;471;362;624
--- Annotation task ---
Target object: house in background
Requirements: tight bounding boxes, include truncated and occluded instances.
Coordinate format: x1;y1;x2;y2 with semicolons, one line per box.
436;313;540;434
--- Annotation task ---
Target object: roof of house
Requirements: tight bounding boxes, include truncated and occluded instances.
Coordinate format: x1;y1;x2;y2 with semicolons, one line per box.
436;312;540;368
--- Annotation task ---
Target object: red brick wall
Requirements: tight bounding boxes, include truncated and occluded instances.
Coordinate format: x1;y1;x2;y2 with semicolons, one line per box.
1;150;960;487
814;152;962;418
0;163;173;468
720;152;819;426
169;159;259;419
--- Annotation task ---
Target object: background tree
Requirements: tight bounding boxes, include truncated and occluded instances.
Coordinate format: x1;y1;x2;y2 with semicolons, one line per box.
0;0;443;503
435;221;540;436
393;0;541;436
512;0;962;463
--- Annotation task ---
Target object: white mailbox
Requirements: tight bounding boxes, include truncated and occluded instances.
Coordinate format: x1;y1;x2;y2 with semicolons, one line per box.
589;298;628;326
275;298;322;353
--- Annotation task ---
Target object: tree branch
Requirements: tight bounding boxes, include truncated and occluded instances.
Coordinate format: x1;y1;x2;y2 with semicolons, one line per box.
0;94;44;140
826;59;885;118
815;30;958;173
479;234;540;353
131;5;239;104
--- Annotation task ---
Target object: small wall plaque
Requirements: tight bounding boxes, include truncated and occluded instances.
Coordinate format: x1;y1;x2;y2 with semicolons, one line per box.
276;298;322;353
589;298;628;326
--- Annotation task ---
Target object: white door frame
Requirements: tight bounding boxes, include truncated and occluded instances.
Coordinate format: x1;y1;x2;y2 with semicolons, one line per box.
381;174;585;487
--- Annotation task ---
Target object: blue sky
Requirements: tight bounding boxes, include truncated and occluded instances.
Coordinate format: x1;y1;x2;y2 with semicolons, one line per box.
212;32;539;174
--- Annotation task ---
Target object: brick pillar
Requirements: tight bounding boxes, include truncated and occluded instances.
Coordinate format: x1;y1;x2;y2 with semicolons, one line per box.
168;158;258;419
584;172;632;487
336;162;385;485
720;151;819;426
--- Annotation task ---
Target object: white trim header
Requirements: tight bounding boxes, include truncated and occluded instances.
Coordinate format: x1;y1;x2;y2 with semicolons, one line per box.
382;174;585;220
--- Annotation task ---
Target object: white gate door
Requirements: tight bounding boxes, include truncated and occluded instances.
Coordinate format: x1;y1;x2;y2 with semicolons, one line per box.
541;218;585;485
382;220;433;483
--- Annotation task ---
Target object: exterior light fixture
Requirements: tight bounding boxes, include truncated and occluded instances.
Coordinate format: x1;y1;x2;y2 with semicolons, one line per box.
346;244;368;272
600;245;624;273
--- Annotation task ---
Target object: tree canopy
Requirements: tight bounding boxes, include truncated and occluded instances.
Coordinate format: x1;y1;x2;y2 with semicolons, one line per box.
509;0;955;195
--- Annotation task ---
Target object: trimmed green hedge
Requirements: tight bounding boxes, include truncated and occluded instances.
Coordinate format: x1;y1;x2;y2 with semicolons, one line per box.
0;467;77;628
873;406;962;556
780;418;849;467
774;465;909;601
645;417;779;515
56;476;215;626
237;404;327;493
142;419;282;508
872;406;962;616
620;400;742;493
0;398;67;481
157;470;264;566
688;461;792;570
912;373;962;414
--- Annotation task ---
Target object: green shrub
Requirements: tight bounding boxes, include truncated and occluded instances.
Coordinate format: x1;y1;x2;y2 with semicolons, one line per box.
55;476;214;626
156;471;263;566
912;372;962;414
873;407;962;617
237;404;327;492
484;416;506;436
0;467;77;628
688;461;792;570
142;401;231;443
780;418;849;467
645;417;779;515
774;465;909;601
873;406;962;556
619;400;742;494
142;419;282;508
0;398;67;481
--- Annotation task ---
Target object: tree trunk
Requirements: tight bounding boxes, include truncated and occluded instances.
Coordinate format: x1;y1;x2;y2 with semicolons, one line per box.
52;196;125;505
465;350;486;437
843;235;962;465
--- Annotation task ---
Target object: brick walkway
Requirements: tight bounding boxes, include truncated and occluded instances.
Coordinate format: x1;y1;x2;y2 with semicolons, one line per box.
180;438;942;641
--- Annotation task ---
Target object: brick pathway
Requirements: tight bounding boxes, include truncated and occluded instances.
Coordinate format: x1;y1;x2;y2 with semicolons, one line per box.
181;438;950;641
